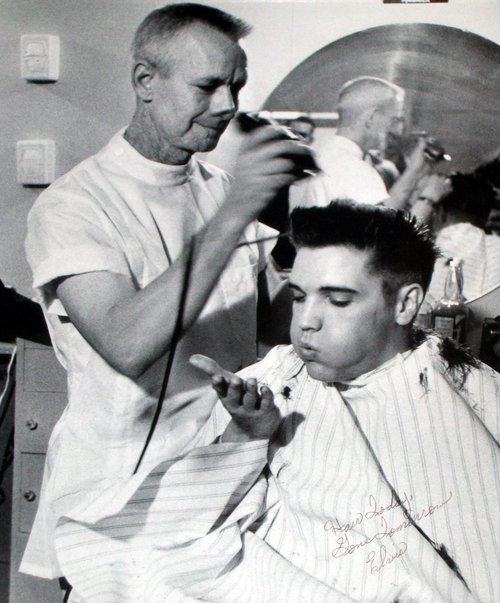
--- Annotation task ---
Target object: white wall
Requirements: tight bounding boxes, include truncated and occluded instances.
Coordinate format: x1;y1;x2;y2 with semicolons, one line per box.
0;0;498;295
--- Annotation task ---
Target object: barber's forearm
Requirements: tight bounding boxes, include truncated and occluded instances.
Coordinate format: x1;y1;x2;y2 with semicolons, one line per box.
386;163;429;210
386;137;432;210
98;205;257;378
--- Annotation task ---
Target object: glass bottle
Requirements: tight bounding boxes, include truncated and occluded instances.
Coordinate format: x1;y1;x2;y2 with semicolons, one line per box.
414;293;435;329
432;259;467;344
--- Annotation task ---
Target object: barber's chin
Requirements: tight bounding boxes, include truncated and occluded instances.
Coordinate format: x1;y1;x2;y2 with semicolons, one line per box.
202;137;221;151
193;135;222;154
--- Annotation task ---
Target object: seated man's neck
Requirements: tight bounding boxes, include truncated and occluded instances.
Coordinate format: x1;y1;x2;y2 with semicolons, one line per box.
326;330;414;384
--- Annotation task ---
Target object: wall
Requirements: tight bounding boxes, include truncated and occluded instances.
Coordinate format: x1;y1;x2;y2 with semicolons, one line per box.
0;0;499;296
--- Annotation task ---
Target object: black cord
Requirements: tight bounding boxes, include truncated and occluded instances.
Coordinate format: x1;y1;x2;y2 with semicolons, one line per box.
132;229;290;474
132;227;293;473
236;231;289;248
0;349;16;431
133;237;195;474
0;428;14;506
59;577;73;602
340;394;470;592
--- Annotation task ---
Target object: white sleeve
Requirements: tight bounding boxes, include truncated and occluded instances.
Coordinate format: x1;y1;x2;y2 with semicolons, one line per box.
26;191;130;315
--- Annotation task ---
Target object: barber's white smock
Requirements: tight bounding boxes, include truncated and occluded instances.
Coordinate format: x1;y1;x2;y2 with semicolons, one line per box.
22;130;274;578
289;135;389;210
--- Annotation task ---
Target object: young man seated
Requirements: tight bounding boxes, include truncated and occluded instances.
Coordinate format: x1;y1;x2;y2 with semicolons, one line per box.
55;202;498;603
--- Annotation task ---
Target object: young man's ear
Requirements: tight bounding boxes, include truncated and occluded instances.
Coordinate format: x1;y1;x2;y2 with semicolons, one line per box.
394;283;424;326
131;61;155;102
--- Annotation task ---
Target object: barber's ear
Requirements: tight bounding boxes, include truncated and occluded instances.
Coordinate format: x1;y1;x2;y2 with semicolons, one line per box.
394;284;424;326
132;62;155;102
365;107;378;129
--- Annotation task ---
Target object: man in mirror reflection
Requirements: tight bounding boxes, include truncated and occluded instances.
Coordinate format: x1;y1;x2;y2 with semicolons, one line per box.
289;76;450;216
22;3;311;598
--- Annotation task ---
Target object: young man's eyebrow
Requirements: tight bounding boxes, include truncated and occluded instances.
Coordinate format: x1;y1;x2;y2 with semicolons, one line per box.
319;286;358;295
288;282;358;295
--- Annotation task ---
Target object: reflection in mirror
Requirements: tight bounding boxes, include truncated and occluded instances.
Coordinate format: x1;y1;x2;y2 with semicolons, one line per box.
263;23;500;173
260;23;500;311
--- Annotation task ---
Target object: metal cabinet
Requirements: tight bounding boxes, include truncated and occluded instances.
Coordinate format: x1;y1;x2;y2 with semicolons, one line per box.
10;339;67;603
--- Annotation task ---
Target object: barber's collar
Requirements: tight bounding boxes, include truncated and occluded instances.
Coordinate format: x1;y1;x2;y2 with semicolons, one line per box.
109;128;195;186
324;135;364;159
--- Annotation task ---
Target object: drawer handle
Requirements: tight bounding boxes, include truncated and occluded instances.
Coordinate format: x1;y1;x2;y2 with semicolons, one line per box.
23;490;37;502
25;419;38;430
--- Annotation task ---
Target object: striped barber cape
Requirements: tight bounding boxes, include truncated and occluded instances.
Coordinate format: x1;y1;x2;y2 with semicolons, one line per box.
45;338;500;602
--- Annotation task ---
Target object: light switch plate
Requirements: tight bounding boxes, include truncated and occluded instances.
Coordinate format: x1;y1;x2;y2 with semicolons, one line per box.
21;34;59;81
17;140;56;186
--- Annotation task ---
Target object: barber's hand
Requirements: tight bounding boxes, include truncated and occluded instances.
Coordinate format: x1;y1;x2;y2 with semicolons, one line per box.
417;173;453;205
229;123;316;217
405;137;432;176
406;135;449;175
190;354;282;442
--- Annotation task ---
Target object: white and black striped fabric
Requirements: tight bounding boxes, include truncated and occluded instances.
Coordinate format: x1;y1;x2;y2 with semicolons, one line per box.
54;338;499;602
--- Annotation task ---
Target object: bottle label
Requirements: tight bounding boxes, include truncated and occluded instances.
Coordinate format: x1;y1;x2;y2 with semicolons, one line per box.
433;314;466;343
433;316;455;339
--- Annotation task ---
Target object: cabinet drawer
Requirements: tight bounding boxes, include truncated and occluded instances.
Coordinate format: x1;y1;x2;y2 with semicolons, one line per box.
16;391;66;452
21;346;66;393
19;452;46;533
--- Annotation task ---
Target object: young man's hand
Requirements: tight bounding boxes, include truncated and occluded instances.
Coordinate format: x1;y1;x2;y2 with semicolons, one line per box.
190;354;281;442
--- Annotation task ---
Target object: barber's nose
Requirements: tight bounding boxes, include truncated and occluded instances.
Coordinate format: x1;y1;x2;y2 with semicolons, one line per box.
211;86;236;116
298;301;322;332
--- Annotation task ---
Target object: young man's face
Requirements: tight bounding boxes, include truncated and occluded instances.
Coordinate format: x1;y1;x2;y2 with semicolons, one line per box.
289;245;399;382
148;23;247;162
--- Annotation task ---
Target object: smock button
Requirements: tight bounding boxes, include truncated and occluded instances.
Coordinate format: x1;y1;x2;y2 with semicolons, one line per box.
23;490;37;502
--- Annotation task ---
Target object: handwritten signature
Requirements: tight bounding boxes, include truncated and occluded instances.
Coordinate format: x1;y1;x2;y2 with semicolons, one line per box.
366;543;408;574
324;491;453;563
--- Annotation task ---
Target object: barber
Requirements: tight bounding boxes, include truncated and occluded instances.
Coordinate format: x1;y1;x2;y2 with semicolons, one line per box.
22;2;312;590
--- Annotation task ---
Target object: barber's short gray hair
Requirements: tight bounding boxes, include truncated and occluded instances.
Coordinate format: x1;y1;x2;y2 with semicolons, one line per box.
132;3;251;73
339;76;404;104
337;76;405;126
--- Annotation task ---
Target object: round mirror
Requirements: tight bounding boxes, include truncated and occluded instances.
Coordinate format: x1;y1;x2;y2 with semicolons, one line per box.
263;23;500;172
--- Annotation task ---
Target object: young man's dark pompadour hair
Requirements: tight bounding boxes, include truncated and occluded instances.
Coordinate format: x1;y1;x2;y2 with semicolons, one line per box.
132;3;251;66
290;200;439;298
